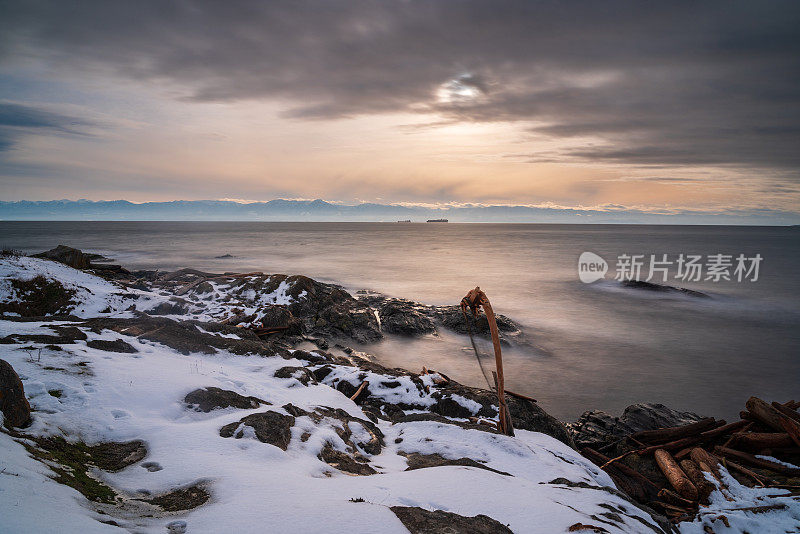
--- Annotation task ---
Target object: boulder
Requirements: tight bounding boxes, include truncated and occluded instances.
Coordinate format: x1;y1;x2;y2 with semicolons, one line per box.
89;440;147;471
0;359;32;428
33;245;91;269
567;403;705;449
273;366;316;386
147;482;210;511
184;387;264;412
619;280;709;299
373;299;436;336
319;444;376;475
86;339;137;353
390;506;513;534
219;410;295;450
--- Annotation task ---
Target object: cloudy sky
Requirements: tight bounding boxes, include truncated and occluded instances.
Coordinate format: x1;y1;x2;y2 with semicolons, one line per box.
1;1;799;218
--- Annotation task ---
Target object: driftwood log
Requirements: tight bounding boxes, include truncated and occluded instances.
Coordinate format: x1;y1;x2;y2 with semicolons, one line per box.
631;418;719;444
654;449;699;501
745;397;785;432
714;445;800;476
679;459;715;503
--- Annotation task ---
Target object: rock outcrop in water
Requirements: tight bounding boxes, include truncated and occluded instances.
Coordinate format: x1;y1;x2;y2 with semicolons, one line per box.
566;403;705;450
358;293;526;344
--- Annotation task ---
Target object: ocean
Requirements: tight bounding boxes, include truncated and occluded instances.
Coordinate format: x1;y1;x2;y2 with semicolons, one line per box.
2;221;798;422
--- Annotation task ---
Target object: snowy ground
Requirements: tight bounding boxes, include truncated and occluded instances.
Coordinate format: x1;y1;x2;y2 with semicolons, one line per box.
1;256;798;533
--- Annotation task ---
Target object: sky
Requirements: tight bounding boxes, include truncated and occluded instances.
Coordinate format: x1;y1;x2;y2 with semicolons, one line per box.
1;1;799;220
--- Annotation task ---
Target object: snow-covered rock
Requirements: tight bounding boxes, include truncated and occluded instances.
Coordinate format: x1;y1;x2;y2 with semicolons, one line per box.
1;255;797;533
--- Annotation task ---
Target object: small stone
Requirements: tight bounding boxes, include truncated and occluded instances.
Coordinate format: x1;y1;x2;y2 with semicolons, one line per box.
166;520;187;533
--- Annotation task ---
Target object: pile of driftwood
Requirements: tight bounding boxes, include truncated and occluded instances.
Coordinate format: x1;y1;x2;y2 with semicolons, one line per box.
581;397;800;524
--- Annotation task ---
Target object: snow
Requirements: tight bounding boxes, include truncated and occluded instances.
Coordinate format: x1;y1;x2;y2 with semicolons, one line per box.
678;468;800;533
3;256;798;533
0;256;163;318
147;275;304;327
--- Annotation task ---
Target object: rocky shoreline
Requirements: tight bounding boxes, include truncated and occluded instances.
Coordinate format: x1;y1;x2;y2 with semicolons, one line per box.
1;246;798;533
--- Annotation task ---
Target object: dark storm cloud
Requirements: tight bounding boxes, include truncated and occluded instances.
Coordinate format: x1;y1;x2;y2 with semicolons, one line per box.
1;0;799;172
0;102;94;152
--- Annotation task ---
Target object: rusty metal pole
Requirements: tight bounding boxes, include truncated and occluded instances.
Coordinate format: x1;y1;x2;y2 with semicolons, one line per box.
461;286;514;436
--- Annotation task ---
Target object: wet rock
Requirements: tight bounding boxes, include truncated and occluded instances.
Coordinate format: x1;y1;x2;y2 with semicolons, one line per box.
319;444;376;475
619;280;709;299
184;387;265;412
86;339;137;353
147;482;210;511
273;366;316;385
567;403;705;450
359;294;525;343
219;410;295;450
390;506;513;534
373;298;436;336
434;305;521;343
166;520;188;534
290;349;331;364
33;245;91;269
401;452;512;476
0;359;32;428
89;440;147;471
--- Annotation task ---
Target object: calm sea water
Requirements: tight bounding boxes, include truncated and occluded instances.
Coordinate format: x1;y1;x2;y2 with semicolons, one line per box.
2;221;798;421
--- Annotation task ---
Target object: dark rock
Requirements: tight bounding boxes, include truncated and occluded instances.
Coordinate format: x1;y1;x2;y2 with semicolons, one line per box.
391;413;500;434
0;276;77;317
148;301;189;316
33;245;91;269
273;366;316;385
430;396;476;419
401;452;512;476
147;482;210;511
89;440;147;471
374;299;436;336
184;387;265;412
567;403;705;450
219;410;295;450
390;506;513;534
214;254;234;259
428;381;575;448
434;305;521;344
290;349;331;364
80;316;271;356
86;339;137;353
313;406;384;456
281;275;382;343
0;359;32;428
1;325;88;345
319;444;376;475
258;305;303;335
359;294;525;344
619;280;709;299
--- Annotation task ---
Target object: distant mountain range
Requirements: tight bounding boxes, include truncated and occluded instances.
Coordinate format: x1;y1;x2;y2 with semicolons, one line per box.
0;199;797;224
